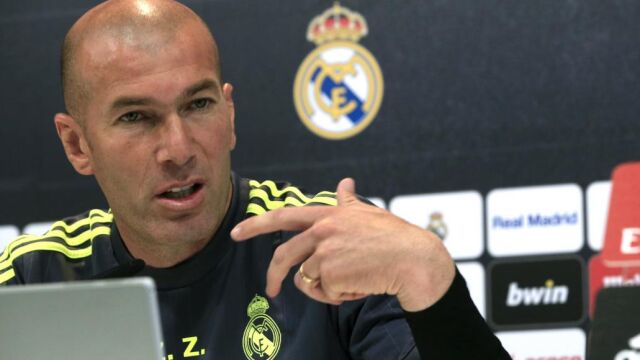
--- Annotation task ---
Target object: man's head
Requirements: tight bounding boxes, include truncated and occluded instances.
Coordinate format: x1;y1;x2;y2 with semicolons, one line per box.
60;0;222;118
54;0;236;266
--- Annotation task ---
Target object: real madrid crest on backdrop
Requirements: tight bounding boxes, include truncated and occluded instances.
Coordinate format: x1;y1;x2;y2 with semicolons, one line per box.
293;3;384;140
427;212;448;241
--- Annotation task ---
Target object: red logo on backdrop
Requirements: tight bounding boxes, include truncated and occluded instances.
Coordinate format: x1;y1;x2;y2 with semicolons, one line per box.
589;162;640;318
601;163;640;266
588;254;640;317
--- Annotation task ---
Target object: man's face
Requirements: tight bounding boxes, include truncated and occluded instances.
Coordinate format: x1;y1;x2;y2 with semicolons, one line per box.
69;23;236;253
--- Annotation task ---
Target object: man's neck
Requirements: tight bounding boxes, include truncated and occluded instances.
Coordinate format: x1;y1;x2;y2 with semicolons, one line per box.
116;178;234;268
127;237;211;268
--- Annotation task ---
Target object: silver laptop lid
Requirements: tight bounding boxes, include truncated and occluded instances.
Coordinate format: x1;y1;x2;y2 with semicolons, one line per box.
0;277;163;360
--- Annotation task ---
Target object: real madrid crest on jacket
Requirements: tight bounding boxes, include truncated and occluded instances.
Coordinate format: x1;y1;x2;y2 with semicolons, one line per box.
293;4;384;140
242;295;281;359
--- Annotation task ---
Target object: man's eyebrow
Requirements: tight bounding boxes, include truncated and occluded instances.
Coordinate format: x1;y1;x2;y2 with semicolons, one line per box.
108;79;220;112
111;97;155;110
183;79;219;98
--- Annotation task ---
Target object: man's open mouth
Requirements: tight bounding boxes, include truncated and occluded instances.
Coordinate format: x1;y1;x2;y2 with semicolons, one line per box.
160;183;203;199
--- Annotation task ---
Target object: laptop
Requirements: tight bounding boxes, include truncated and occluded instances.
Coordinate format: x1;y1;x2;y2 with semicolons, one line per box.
0;277;163;360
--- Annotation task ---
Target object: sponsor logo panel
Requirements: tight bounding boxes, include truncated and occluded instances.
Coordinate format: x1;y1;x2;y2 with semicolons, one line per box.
0;225;19;252
613;333;640;360
487;184;584;257
457;262;486;318
586;181;611;251
497;328;585;360
589;286;640;359
489;256;584;328
588;254;640;318
389;191;483;259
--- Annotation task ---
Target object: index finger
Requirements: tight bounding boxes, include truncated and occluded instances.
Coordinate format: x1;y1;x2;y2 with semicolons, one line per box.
230;205;333;241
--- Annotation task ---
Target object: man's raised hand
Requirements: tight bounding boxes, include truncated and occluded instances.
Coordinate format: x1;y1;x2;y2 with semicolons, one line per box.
230;178;456;312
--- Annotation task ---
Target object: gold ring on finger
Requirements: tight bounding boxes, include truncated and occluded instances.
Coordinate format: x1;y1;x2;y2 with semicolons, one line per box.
298;262;319;284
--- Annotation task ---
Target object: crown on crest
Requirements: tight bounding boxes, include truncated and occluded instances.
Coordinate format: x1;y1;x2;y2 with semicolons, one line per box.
247;295;270;318
430;212;443;221
306;3;369;45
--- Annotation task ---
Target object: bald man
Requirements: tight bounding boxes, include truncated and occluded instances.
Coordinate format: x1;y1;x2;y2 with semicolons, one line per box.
0;1;508;359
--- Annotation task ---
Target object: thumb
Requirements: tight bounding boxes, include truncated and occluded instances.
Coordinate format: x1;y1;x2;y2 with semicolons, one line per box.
336;177;358;206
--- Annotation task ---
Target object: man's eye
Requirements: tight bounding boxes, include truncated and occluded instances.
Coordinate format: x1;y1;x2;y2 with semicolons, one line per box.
119;112;143;123
191;98;211;110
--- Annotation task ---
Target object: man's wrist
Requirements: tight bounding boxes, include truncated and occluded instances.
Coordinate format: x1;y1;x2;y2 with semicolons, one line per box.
396;232;456;312
403;268;511;359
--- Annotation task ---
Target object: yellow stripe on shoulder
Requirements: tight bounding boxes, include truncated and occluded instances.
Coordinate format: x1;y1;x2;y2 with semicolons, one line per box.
0;241;95;284
247;179;337;215
46;209;112;234
249;180;314;202
0;210;112;264
0;268;15;284
247;203;267;216
0;226;107;273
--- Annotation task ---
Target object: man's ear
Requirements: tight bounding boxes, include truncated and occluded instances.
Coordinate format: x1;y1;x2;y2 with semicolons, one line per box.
222;83;237;150
54;113;94;175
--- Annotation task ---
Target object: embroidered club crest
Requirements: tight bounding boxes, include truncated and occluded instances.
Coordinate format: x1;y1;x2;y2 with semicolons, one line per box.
242;295;282;360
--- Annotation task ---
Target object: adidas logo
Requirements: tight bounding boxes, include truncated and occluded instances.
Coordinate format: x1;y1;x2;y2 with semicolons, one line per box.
506;280;569;307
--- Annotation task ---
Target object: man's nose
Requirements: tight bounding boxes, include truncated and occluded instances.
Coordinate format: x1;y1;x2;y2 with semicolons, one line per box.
156;114;196;167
